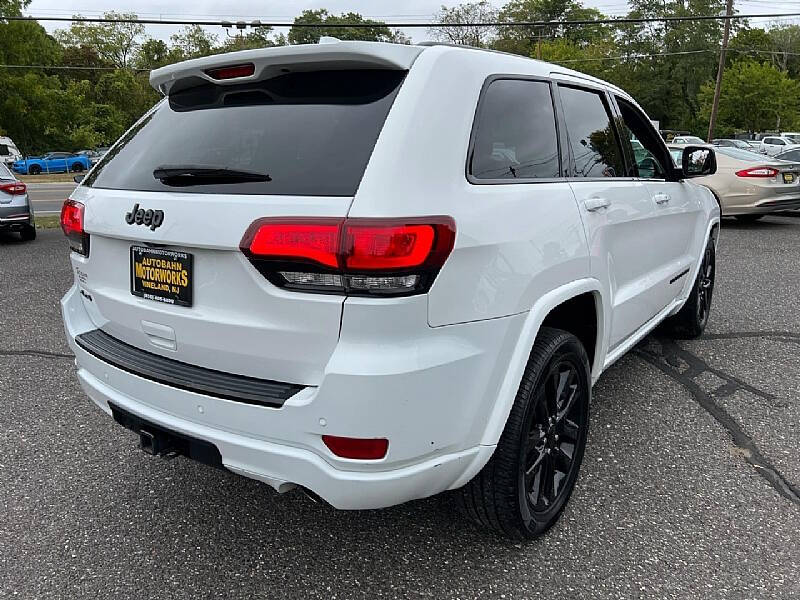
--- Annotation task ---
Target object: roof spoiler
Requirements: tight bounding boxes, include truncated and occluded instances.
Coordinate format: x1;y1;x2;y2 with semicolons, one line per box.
150;40;425;95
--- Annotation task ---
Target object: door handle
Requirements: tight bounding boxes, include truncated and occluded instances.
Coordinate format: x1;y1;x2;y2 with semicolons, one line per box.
584;197;611;212
654;193;671;205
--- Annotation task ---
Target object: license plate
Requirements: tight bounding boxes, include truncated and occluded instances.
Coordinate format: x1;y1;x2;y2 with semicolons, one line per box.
784;172;796;184
130;246;193;307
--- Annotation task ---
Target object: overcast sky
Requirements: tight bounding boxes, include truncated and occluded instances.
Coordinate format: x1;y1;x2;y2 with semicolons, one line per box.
27;0;789;44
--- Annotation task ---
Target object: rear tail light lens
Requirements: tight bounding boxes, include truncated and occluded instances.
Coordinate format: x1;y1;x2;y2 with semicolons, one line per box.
0;181;26;195
205;63;255;80
322;435;389;460
60;199;89;256
241;217;455;297
735;167;779;178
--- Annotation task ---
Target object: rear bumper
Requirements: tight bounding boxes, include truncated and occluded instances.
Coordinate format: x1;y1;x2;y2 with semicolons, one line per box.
0;203;32;228
720;191;800;216
62;283;514;509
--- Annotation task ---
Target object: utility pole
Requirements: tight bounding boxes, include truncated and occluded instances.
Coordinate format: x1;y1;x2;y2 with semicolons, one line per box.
707;0;733;142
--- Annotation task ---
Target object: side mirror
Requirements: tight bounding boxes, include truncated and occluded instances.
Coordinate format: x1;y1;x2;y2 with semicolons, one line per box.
681;146;716;178
73;174;85;184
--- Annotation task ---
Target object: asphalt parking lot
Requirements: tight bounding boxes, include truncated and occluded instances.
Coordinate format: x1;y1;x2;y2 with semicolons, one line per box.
1;218;799;599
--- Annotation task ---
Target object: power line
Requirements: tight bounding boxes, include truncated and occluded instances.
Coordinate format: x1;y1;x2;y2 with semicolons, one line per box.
4;12;800;28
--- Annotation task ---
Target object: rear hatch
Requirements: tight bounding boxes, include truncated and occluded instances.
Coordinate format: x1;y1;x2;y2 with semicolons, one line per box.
71;49;416;386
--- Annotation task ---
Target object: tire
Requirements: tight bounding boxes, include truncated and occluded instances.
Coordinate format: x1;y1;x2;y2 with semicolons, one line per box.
734;214;763;223
29;164;41;175
71;163;84;173
20;225;36;241
453;327;591;540
664;237;715;339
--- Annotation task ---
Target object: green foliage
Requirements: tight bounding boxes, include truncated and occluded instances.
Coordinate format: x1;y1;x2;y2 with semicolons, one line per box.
428;2;498;47
288;9;401;45
698;60;800;134
55;12;144;68
169;25;219;61
0;4;798;154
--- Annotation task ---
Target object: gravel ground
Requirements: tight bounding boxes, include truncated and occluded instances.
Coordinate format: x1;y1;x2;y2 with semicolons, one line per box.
1;217;798;599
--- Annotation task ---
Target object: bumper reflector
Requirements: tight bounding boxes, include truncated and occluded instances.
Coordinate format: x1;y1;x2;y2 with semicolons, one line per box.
322;435;389;460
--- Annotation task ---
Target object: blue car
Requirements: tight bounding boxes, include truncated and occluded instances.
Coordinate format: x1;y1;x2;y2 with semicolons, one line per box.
12;152;91;175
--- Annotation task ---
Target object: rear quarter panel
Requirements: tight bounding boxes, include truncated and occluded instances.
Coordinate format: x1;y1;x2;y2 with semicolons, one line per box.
351;47;590;327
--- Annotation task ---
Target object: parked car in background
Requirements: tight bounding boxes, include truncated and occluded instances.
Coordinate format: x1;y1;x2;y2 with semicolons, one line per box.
669;144;800;221
12;152;91;175
780;132;800;144
712;139;754;150
0;136;22;166
0;162;35;240
91;146;110;165
759;136;800;157
775;148;800;163
61;40;720;540
672;135;706;145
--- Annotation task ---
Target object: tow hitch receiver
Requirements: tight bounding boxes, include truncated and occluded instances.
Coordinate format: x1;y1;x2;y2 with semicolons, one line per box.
109;402;224;469
139;429;175;457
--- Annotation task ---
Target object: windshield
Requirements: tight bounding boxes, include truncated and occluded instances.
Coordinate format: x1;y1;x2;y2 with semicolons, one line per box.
784;134;800;143
679;136;705;144
84;69;406;196
715;147;775;162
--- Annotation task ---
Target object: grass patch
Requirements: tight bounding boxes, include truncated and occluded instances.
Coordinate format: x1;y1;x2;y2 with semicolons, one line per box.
35;215;62;229
18;173;78;184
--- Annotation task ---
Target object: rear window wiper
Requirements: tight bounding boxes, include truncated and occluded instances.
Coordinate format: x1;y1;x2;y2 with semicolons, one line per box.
153;165;271;186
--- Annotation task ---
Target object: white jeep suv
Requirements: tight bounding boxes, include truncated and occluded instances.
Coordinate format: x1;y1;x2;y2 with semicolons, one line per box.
60;40;720;540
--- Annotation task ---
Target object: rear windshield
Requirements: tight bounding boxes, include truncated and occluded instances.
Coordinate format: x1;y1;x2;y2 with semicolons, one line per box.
83;69;406;196
0;163;13;179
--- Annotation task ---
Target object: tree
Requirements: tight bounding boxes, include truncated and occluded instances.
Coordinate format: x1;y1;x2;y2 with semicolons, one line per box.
168;25;219;61
697;60;800;134
55;12;144;69
770;24;800;77
288;10;400;45
494;0;608;55
135;39;170;70
0;0;29;17
218;26;279;52
428;2;498;48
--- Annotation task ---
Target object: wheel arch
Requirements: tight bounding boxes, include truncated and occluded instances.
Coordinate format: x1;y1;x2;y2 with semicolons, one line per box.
448;278;606;491
481;278;605;447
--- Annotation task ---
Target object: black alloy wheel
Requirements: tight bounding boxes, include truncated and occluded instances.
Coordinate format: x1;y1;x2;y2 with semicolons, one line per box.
695;241;715;329
521;357;587;519
454;327;591;540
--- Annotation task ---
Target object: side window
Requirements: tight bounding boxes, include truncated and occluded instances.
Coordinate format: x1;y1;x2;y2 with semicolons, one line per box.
470;79;560;180
558;86;625;178
775;139;786;146
0;144;8;156
615;97;668;179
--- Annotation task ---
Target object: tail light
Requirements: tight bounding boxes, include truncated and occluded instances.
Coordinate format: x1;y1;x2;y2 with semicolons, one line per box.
205;63;255;80
322;435;389;460
240;216;456;297
60;199;89;256
0;181;26;195
735;167;779;178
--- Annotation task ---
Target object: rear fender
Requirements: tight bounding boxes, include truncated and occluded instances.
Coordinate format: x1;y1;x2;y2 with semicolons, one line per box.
447;278;606;490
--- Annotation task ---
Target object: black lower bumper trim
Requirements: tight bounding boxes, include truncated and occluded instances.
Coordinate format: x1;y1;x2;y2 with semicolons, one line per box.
75;329;304;408
109;402;224;468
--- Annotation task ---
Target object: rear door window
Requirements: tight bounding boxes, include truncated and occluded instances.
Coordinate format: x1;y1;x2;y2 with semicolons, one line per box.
558;86;625;178
469;78;560;180
84;69;406;196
